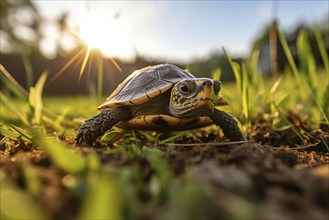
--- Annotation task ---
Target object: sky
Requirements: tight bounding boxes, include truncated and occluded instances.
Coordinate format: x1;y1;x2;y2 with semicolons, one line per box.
33;0;328;62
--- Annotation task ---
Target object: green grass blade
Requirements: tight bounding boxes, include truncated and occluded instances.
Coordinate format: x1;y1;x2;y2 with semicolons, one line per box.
144;147;172;201
161;172;210;220
21;162;42;196
0;93;29;126
270;76;283;95
297;29;318;92
79;170;123;220
296;29;328;125
6;124;32;140
22;55;34;89
101;129;127;145
28;71;48;125
85;151;101;171
242;64;250;128
277;26;304;97
223;48;242;96
0;64;28;99
212;68;222;80
31;131;86;174
248;50;261;85
322;84;329;120
314;27;329;79
314;27;329;116
0;172;49;220
320;135;329;152
272;102;304;142
158;131;190;144
0;125;21;140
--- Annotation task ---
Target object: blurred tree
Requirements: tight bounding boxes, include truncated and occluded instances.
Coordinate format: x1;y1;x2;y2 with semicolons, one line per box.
0;0;42;55
252;18;329;75
187;52;238;82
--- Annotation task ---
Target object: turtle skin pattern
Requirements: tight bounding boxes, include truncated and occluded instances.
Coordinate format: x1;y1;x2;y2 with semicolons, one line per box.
76;108;129;145
76;108;243;145
209;109;243;141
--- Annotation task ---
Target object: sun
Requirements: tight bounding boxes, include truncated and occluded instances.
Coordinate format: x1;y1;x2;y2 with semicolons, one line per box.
76;8;134;60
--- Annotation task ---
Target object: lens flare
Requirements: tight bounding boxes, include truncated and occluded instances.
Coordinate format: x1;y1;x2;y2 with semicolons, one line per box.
77;8;134;60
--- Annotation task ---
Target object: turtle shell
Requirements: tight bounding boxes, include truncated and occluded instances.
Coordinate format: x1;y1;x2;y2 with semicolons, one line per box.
98;64;194;109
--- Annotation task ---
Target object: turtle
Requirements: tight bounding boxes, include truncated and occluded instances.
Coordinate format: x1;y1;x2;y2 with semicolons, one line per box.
76;63;243;145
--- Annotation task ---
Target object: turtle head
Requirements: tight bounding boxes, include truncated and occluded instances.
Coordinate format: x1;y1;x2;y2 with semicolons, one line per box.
169;78;228;117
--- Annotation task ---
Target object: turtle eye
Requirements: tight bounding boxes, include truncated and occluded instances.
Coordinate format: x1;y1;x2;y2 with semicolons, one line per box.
213;80;222;95
179;84;190;94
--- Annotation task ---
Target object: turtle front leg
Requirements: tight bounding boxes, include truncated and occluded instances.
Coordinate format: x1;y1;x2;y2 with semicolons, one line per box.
76;108;131;145
209;109;243;141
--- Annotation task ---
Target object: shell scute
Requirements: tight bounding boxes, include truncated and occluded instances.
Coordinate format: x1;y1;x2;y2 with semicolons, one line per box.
98;64;194;109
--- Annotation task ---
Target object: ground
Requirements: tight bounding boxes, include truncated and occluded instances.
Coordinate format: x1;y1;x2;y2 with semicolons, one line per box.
1;118;328;220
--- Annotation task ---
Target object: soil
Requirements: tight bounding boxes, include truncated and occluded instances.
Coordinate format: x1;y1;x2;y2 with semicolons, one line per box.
1;120;329;220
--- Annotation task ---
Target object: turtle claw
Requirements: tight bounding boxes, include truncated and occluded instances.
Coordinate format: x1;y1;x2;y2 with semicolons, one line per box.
210;109;243;141
76;113;107;146
76;108;131;146
75;122;94;146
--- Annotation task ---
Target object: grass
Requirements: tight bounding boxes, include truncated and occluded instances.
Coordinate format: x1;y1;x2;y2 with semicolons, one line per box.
1;26;328;219
221;25;328;139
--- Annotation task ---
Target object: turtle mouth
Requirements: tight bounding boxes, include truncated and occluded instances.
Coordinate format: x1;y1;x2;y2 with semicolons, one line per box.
170;98;216;117
169;79;220;117
182;98;216;107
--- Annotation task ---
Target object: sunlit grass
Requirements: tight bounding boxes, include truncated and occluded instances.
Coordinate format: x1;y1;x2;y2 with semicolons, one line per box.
221;26;328;142
0;25;328;219
0;171;48;220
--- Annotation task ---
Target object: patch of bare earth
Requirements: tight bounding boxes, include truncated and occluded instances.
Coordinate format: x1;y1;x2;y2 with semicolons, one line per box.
1;123;328;219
